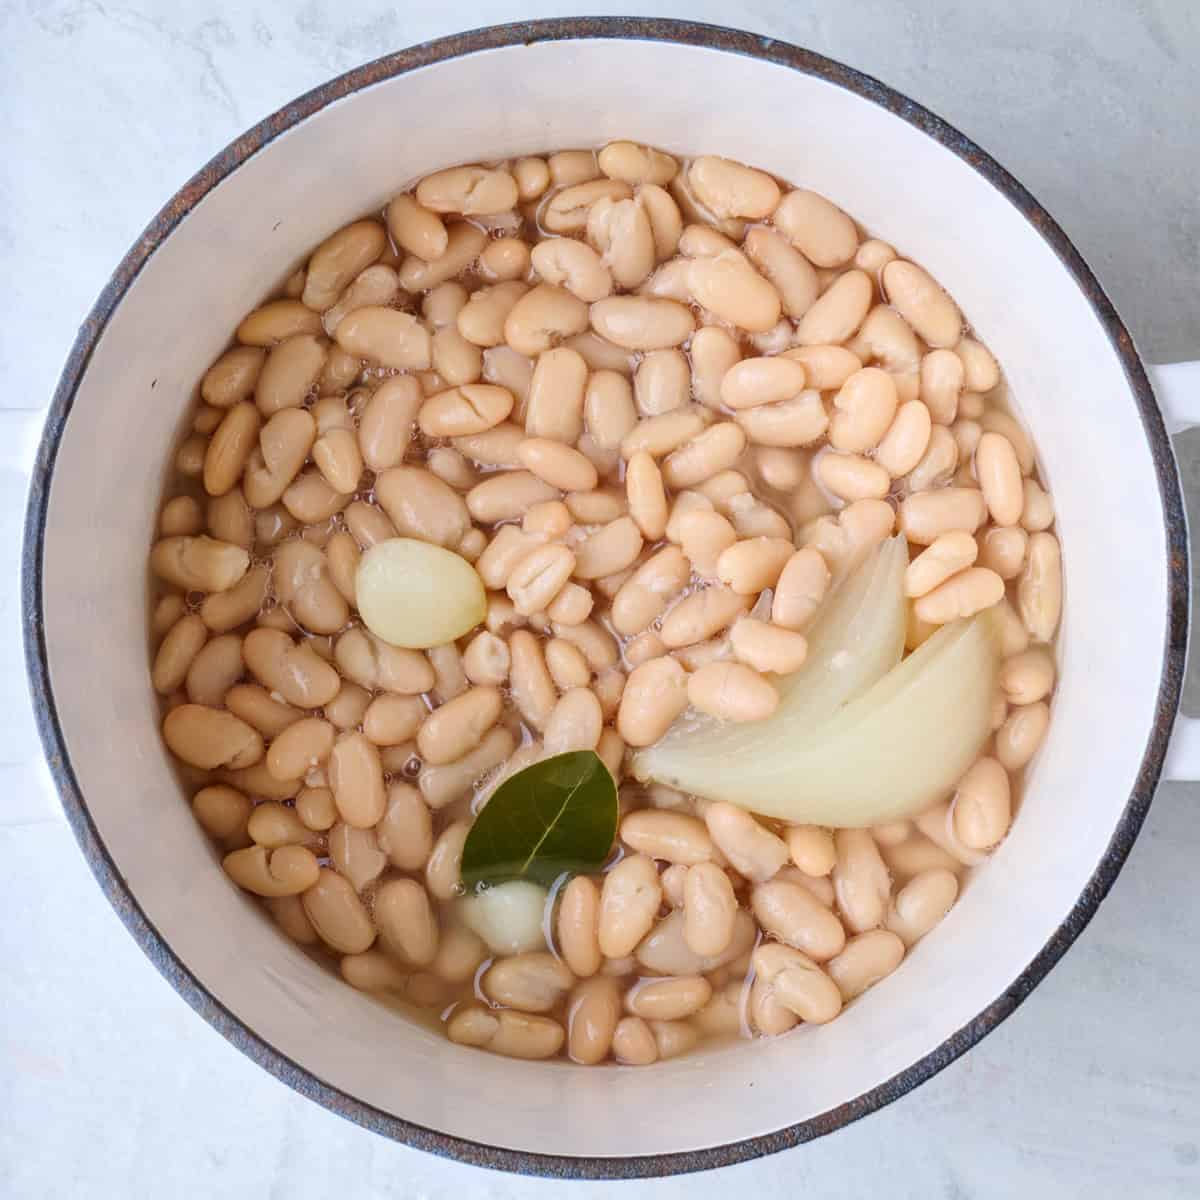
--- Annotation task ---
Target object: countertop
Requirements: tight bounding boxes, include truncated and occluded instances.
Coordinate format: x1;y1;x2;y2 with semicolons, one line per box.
2;2;1198;1197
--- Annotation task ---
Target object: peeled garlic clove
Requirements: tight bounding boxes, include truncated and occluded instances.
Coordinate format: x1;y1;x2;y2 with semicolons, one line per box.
356;537;486;649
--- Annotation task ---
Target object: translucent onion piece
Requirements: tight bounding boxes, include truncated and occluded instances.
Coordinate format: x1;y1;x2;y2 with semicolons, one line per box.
458;880;549;955
634;536;907;776
356;537;486;648
642;611;998;826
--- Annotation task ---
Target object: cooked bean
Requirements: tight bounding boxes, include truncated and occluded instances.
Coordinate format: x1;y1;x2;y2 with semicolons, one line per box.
677;510;736;579
621;810;711;865
590;296;694;350
734;390;828;448
675;861;736;958
719;357;806;412
704;802;787;881
530;237;612;302
661;423;747;491
180;634;241;707
995;701;1050;772
565;976;621;1065
729;618;808;674
587;196;657;288
552;875;602;979
898;487;987;544
975;431;1023;527
782;825;835;878
236;300;323;346
152;614;208;694
327;732;386;828
192;785;252;844
224;844;320;898
885;868;959;946
952;756;1012;850
570;517;642;581
1021;478;1055;532
774;189;858;267
687;661;778;723
816;451;891;502
508;630;557;732
595;140;676;186
660;584;750;649
883;260;962;348
373;877;438;966
482;952;574;1014
974;527;1025;584
743;227;819;318
913;566;1004;624
751;879;846;960
752;943;842;1024
616;655;688;748
291;786;336;833
598;854;662;958
164;704;262;770
827;930;905;1000
299;868;375;953
202;345;266;406
772;547;831;630
151;535;249;594
247;800;321;849
543;688;603;755
610;546;690;636
611;1016;658;1065
1001;644;1057;708
416;164;517;215
420;384;513;438
386;193;447;260
689;250;781;333
832;829;891;933
1018;531;1062;642
716;537;793;595
417;686;502;766
794;270;872;345
905;531;978;598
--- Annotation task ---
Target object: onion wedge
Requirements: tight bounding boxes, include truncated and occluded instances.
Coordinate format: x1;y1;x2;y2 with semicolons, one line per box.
634;536;908;784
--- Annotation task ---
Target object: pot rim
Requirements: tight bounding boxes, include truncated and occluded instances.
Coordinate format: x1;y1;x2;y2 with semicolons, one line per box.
20;15;1188;1180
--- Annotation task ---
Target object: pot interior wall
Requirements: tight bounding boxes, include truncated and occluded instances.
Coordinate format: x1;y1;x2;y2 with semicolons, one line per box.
38;37;1169;1157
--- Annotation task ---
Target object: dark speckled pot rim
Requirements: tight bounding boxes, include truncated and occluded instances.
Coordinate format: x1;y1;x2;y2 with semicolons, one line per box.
21;16;1189;1181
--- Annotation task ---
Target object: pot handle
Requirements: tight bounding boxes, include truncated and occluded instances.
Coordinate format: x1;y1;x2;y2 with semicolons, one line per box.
1;406;62;826
1152;359;1200;779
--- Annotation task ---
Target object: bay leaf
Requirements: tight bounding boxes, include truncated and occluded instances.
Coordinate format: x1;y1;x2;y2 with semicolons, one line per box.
460;750;617;889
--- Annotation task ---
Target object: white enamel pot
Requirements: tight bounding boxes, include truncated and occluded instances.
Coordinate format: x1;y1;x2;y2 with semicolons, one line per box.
19;18;1200;1179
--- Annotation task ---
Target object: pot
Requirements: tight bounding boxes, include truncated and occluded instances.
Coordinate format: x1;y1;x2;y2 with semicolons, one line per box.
19;17;1200;1179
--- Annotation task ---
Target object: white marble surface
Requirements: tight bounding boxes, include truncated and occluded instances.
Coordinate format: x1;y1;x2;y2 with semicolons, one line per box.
2;1;1199;1197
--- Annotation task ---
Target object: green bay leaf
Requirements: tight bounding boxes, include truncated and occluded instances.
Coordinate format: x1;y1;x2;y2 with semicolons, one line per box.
460;750;618;890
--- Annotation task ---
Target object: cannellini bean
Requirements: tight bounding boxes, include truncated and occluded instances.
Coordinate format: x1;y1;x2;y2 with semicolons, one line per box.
458;281;529;348
785;825;837;877
717;537;793;595
621;810;712;865
827;930;905;1000
506;543;578;617
192;785;252;844
612;1016;658;1065
1000;646;1056;706
483;952;574;1013
327;732;386;828
507;630;557;732
224;685;302;740
681;862;738;958
627;975;713;1022
774;189;858;267
617;656;689;747
588;196;657;289
743;227;819;318
334;627;436;694
1021;478;1055;532
303;220;387;311
634;349;689;416
996;701;1051;771
952;756;1012;849
729;618;808;674
772;547;831;630
704;802;787;881
164;704;262;770
829;367;898;454
876;400;933;478
573;517;643;580
361;693;425;746
386;193;448;259
202;345;266;406
677;510;736;579
517;438;598;492
224;844;320;898
689;251;781;333
850;304;922;372
236;302;324;351
502;285;589;357
662;423;746;490
375;877;439;965
795;271;872;347
467;471;560;525
883;260;962;348
530;237;613;302
417;687;502;766
550;619;619;672
417;164;517;214
735;390;829;448
584;370;637;451
375;465;472;549
598;854;663;958
566;975;621;1065
816;451;891;502
151;535;249;594
152;614;208;694
590;296;695;350
478;236;530;283
546;581;594;626
611;546;690;636
720;357;807;411
978;525;1028;580
203;403;260;497
898;487;987;544
919;348;964;425
265;717;334;783
161;495;205;537
448;1005;564;1060
833;829;891;933
660;584;750;648
752;943;843;1024
598;140;677;185
543;688;604;754
955;336;1001;392
913;565;1004;624
751;879;846;960
885;868;959;946
185;635;243;707
905;531;979;597
1018;531;1062;642
975;432;1024;526
419;384;513;439
687;661;778;723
